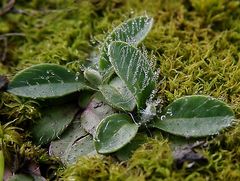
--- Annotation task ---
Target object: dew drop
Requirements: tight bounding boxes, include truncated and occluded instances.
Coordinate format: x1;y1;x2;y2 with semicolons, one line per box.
75;72;80;81
160;115;166;121
166;108;173;117
94;138;100;143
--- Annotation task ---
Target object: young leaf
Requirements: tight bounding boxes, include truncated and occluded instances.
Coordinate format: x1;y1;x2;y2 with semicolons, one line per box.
150;95;235;138
109;41;155;108
99;16;153;74
8;63;91;99
31;104;78;145
81;93;115;136
83;68;102;87
95;114;138;154
99;77;136;111
50;117;97;164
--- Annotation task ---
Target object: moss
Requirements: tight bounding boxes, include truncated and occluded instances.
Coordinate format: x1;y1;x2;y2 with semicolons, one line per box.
1;0;240;180
61;131;240;180
128;139;175;180
0;92;40;125
19;141;63;178
60;140;173;181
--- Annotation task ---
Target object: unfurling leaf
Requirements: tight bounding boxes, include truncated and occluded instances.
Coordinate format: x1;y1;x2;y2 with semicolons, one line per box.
99;16;153;74
150;95;235;138
8;64;91;99
95;114;138;154
84;68;102;87
109;41;155;108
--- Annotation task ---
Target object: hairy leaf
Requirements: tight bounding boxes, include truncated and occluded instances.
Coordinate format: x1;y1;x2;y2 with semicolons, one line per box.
99;16;153;74
150;95;235;137
95;114;138;154
83;68;102;87
99;77;136;111
8;63;91;99
31;104;78;145
109;41;155;108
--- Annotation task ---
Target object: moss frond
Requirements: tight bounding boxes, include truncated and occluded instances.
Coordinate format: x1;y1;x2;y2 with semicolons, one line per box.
0;92;40;125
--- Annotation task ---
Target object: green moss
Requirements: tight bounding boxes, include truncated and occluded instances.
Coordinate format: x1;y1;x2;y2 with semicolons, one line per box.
128;139;175;180
0;92;40;125
1;0;240;180
60;140;173;181
61;129;240;180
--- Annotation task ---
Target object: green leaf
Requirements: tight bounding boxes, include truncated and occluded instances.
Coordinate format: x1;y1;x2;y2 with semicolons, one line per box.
99;77;136;111
8;63;91;99
95;114;138;154
99;16;153;74
150;95;235;138
109;41;155;108
83;68;102;87
31;104;78;145
50;117;97;164
81;93;115;136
